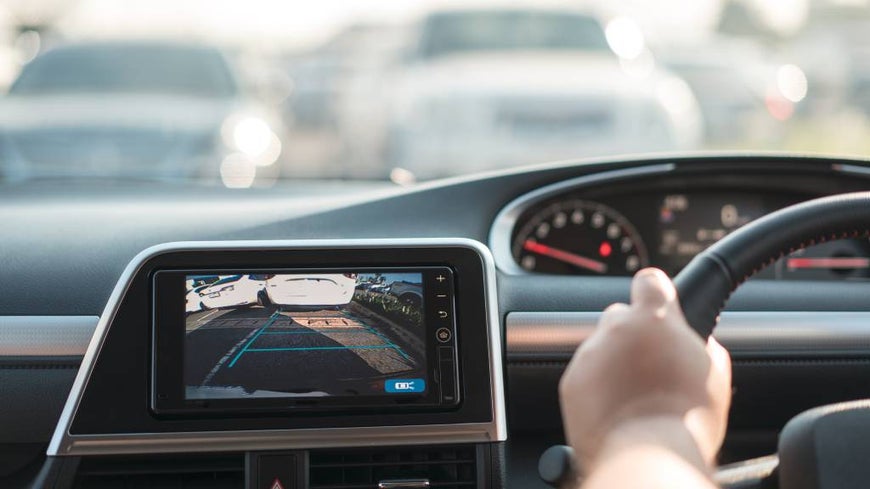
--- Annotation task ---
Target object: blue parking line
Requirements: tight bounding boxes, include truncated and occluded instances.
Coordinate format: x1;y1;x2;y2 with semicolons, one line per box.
228;311;281;368
246;345;394;352
388;345;412;362
336;310;413;362
362;324;412;362
260;328;363;335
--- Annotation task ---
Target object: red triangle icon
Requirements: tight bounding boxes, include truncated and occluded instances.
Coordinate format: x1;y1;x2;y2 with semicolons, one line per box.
269;478;285;489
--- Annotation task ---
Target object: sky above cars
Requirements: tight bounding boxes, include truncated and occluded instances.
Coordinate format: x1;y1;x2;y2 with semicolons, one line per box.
0;0;840;50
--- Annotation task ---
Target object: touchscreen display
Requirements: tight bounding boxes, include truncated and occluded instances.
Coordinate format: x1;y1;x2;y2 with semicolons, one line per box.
183;272;428;400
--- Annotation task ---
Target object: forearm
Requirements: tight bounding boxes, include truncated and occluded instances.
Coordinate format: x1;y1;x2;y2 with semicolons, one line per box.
580;417;719;489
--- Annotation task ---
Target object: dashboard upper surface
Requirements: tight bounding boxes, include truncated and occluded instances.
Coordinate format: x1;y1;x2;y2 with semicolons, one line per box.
6;154;870;487
4;154;870;316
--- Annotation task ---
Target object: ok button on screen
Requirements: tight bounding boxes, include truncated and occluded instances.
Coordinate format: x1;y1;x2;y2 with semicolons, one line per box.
385;378;426;393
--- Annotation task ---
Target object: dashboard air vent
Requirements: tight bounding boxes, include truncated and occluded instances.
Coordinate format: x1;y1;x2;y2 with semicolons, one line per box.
72;453;245;489
309;445;477;489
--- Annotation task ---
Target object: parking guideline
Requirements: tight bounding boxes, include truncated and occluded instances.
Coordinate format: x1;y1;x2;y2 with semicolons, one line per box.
227;310;281;368
227;310;414;366
245;345;398;352
341;310;412;362
259;327;364;335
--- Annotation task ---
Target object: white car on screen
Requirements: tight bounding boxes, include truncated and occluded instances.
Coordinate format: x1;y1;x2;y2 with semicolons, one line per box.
257;273;358;308
186;275;264;311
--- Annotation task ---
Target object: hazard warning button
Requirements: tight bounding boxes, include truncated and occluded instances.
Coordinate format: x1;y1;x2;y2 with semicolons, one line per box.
251;453;297;489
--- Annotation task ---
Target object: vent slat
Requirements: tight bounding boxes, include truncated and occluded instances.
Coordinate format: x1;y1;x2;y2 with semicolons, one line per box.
73;454;245;489
313;483;476;489
72;445;478;489
310;459;476;469
309;445;477;489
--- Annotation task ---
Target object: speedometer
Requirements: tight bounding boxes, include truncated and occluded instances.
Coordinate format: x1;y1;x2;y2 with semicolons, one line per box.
512;200;649;275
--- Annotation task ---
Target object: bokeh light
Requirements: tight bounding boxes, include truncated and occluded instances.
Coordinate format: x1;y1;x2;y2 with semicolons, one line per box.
777;64;808;103
220;153;257;188
605;17;645;60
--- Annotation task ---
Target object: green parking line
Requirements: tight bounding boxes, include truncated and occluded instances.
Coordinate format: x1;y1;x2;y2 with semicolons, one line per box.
245;345;394;352
336;310;413;362
260;328;364;335
227;311;281;368
360;323;411;362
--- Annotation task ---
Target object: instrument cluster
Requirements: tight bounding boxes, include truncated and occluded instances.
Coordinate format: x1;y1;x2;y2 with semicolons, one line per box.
509;189;870;281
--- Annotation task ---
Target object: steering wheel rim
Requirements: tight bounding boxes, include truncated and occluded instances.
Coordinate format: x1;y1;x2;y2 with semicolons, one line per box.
674;191;870;338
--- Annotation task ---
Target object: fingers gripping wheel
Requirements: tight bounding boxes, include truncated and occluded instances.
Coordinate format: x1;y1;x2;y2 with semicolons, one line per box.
674;192;870;338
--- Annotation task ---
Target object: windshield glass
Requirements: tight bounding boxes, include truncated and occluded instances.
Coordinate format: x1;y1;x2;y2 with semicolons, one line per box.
418;11;610;58
9;42;238;97
0;0;866;186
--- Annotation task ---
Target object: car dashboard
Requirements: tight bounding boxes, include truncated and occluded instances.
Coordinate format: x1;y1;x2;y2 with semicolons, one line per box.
5;154;870;489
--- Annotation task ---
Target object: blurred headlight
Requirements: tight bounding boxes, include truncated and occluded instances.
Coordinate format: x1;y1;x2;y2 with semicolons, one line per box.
777;64;808;103
656;77;695;116
221;115;282;166
606;18;645;60
220;153;257;189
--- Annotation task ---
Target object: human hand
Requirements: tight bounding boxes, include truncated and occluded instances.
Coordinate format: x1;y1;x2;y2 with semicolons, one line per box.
559;268;732;473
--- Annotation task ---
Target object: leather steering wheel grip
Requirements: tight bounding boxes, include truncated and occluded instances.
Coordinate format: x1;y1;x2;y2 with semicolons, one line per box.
674;191;870;338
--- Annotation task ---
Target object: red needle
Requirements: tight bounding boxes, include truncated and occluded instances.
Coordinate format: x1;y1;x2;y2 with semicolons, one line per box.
787;257;870;269
524;240;608;274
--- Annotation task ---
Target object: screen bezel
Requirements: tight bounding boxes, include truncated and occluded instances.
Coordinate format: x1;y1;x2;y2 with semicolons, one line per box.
152;267;459;415
51;239;506;456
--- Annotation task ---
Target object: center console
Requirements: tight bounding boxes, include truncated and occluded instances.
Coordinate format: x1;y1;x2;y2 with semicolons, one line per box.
39;239;505;489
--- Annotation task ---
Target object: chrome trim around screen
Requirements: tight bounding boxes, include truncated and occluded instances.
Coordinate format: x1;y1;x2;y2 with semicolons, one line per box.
507;311;870;358
51;422;503;457
47;238;507;456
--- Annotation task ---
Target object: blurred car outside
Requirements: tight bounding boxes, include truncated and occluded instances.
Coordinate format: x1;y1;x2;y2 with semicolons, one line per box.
659;37;796;147
283;23;406;130
0;40;286;188
786;5;870;116
334;6;703;182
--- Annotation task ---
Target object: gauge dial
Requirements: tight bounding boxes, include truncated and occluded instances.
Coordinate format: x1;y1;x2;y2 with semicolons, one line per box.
512;200;649;275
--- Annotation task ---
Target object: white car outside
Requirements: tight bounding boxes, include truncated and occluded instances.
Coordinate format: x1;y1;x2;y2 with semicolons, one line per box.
336;7;702;181
261;273;358;307
187;275;264;311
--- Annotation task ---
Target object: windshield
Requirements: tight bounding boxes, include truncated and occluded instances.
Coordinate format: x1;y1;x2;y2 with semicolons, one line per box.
9;42;238;97
0;0;866;186
418;11;610;58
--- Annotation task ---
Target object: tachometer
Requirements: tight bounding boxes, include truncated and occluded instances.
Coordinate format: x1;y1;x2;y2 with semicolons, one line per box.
512;200;649;275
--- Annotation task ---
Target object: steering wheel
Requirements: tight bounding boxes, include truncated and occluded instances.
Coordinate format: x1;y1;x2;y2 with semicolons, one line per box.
539;192;870;489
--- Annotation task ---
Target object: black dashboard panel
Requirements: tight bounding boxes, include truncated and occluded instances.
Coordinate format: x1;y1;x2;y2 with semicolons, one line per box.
2;155;870;316
52;240;504;457
6;155;870;486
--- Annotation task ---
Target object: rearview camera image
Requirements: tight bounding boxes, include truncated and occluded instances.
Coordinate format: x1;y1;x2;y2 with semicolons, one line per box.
184;272;427;400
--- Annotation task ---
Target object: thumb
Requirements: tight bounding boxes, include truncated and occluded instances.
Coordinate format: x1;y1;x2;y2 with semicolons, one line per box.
630;268;677;314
